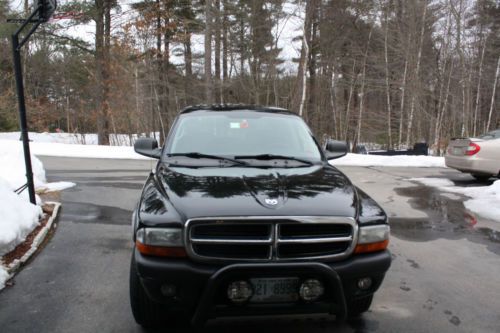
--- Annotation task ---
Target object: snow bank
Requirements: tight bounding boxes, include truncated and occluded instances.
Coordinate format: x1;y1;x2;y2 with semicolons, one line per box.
0;131;159;146
332;153;446;168
0;266;9;289
39;181;76;192
410;177;455;187
0;142;75;289
412;178;500;222
0;144;45;265
0;142;47;190
0;180;42;256
0;139;148;160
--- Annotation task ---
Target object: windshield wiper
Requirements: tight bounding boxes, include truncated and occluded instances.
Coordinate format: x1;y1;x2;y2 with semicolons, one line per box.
235;154;314;165
166;152;249;166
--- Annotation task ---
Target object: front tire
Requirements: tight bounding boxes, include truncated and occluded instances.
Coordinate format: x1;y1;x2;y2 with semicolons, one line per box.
347;295;373;317
129;255;168;329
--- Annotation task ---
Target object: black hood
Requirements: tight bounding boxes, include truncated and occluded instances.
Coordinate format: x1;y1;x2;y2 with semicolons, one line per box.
155;164;358;220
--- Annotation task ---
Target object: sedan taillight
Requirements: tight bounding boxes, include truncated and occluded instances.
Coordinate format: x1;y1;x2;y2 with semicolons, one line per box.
465;142;481;156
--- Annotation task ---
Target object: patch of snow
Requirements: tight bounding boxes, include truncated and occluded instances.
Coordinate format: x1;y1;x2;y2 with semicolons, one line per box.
412;178;500;222
0;142;47;190
0;139;149;160
0;179;42;256
38;182;76;192
0;266;9;289
0;141;75;289
0;131;159;146
332;153;446;168
410;178;455;187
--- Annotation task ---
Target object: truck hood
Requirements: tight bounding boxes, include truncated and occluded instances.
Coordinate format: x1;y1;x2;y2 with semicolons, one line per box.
156;164;358;220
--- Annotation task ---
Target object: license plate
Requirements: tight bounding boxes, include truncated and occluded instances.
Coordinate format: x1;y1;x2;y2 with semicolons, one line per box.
250;277;299;303
453;147;463;155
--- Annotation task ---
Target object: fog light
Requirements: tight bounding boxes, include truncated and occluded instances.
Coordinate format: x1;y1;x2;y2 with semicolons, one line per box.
299;279;324;302
357;277;372;290
227;281;253;304
161;284;177;297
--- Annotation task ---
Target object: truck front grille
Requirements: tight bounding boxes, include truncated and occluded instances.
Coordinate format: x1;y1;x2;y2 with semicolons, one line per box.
186;217;357;262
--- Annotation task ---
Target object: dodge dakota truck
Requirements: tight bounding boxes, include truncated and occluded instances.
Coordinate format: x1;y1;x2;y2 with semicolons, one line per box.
130;104;391;329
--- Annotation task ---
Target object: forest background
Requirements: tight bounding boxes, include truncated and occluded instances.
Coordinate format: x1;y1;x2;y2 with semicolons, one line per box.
0;0;499;154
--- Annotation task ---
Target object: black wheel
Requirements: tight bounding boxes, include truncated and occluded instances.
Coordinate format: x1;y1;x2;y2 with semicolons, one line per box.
130;255;168;330
347;295;373;317
472;174;490;182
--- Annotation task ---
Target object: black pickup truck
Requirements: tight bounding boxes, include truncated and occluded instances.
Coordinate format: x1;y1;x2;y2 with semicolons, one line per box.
130;105;391;329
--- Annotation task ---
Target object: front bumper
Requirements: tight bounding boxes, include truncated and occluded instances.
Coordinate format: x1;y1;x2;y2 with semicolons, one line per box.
134;249;391;326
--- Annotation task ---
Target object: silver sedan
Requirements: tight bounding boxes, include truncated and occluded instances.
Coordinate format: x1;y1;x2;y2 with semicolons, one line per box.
445;129;500;181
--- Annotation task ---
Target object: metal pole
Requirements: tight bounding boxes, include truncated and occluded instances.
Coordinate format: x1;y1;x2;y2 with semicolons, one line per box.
11;34;36;204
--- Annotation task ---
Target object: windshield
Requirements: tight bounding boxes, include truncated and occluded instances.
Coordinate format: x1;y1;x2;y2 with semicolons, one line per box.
478;129;500;140
166;110;322;161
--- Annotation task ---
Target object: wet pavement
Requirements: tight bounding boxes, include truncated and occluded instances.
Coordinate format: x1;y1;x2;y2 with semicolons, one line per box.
392;185;500;254
0;158;499;332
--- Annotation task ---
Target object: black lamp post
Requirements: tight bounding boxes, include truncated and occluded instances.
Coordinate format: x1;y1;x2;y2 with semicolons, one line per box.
8;1;57;204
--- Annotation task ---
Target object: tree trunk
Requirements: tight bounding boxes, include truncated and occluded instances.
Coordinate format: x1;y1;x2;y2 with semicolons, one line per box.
95;0;110;145
214;0;221;103
435;59;454;155
155;0;166;144
383;8;392;148
239;16;244;76
486;56;500;131
205;0;213;103
406;1;427;147
398;59;408;148
344;60;357;141
356;28;373;145
307;0;319;128
183;26;193;105
329;65;338;138
222;0;229;102
298;0;313;118
473;36;487;136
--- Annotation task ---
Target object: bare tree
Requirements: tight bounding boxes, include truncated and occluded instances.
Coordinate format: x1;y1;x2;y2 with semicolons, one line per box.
205;0;213;103
486;56;500;131
406;1;427;147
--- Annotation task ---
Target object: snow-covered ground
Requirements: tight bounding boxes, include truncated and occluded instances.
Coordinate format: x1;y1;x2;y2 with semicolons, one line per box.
0;136;149;160
8;141;148;160
412;178;500;222
0;143;75;289
332;153;445;168
1;132;445;165
0;131;158;146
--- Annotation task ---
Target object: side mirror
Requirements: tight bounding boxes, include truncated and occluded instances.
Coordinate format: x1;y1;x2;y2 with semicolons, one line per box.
324;139;348;160
134;138;161;159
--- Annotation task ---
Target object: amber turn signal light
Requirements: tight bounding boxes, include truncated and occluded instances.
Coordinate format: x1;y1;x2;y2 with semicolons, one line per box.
136;241;187;257
354;239;389;254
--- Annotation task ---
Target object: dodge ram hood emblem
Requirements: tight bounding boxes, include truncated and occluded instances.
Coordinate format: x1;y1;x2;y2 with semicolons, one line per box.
265;198;278;205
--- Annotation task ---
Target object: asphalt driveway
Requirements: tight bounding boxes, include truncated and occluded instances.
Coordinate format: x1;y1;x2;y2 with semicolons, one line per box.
0;157;499;333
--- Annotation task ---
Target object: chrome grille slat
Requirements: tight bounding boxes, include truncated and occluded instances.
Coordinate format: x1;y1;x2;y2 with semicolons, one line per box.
190;238;273;244
185;216;358;263
276;236;353;244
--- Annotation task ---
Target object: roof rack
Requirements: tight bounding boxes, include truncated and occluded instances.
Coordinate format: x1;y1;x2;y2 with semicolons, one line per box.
179;104;292;114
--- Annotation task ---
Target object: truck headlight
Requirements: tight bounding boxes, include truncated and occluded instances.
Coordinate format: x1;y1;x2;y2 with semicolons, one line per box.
135;228;186;257
354;225;390;254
